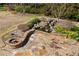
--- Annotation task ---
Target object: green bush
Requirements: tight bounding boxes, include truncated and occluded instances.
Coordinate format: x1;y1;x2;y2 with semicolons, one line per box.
55;25;64;33
71;26;79;41
14;6;26;13
0;5;6;11
24;6;31;13
74;14;79;21
71;26;79;31
15;6;24;13
29;8;39;14
55;25;79;41
27;18;41;28
15;6;40;14
64;12;79;21
69;15;77;21
63;30;78;39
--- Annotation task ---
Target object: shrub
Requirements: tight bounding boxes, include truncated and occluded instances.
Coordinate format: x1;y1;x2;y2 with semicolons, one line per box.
24;6;31;13
0;5;6;11
55;25;79;41
71;26;79;31
63;30;78;39
71;26;79;41
64;12;79;21
15;6;24;13
55;25;64;33
29;8;39;14
74;14;79;21
27;18;41;28
17;18;41;32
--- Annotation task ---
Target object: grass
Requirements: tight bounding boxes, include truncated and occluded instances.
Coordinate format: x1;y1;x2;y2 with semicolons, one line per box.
27;18;41;29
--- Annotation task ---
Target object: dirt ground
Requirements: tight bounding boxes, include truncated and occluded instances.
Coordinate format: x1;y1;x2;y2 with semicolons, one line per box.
0;11;37;53
0;11;37;38
0;30;79;56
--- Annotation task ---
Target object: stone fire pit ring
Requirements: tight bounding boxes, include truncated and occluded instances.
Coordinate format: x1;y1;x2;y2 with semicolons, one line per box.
6;29;35;48
7;38;23;48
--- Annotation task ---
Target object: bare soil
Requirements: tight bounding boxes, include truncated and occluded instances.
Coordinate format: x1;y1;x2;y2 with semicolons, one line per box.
0;11;37;38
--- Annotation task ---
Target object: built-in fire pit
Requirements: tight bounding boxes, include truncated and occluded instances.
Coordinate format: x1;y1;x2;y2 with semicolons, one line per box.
7;37;22;48
9;38;19;44
6;29;35;48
